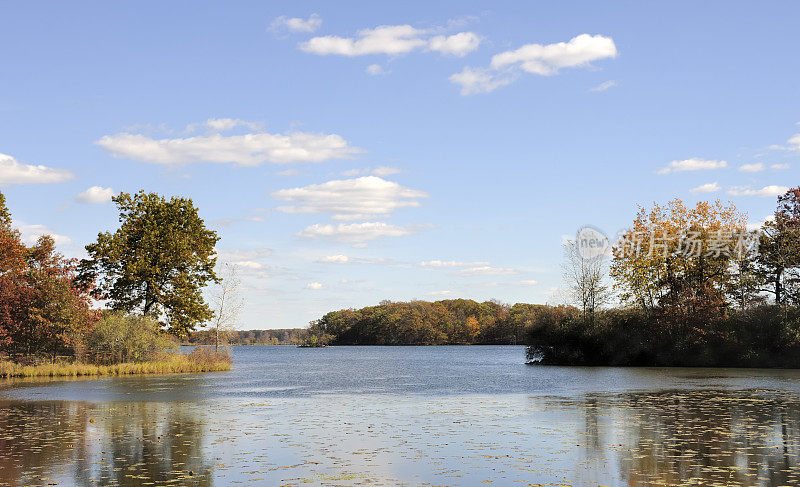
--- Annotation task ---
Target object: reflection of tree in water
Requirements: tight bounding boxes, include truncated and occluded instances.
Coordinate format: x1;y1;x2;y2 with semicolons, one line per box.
0;400;87;487
0;400;212;487
576;390;800;486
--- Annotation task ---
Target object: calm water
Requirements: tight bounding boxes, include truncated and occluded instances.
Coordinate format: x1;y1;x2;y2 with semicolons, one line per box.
2;345;800;486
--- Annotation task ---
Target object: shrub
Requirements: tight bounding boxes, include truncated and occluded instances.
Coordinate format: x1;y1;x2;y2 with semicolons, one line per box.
83;312;176;364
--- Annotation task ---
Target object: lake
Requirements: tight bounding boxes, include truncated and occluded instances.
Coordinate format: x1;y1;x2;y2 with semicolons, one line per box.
2;345;800;486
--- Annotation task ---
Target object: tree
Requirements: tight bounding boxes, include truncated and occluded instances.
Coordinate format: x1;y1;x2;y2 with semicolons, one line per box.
0;192;11;227
208;263;244;351
611;199;747;325
78;191;220;337
562;239;611;323
755;187;800;305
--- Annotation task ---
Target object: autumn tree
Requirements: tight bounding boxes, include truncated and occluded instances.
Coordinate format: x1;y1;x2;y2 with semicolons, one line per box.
755;187;800;305
0;192;95;359
77;191;220;338
611;199;748;325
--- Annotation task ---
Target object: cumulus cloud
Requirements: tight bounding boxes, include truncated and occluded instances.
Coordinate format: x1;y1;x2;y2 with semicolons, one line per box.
771;133;800;152
317;254;351;264
456;265;517;276
727;185;790;197
76;186;116;204
341;166;402;177
589;80;616;92
428;290;454;296
0;153;75;186
657;158;727;174
296;222;418;244
185;118;262;133
300;25;480;57
771;163;790;170
95;125;363;166
306;282;324;290
18;224;71;246
271;176;428;220
419;260;490;268
427;32;481;57
451;34;617;95
739;163;765;172
449;67;515;95
271;14;322;33
690;182;721;194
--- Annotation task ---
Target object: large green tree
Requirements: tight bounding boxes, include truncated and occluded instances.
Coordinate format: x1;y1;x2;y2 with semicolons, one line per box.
77;191;220;337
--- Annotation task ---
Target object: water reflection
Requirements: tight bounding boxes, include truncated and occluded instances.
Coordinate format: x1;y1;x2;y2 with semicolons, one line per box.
553;389;800;486
0;400;212;487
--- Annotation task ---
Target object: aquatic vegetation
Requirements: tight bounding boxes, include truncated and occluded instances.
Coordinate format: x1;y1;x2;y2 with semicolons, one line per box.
0;350;231;378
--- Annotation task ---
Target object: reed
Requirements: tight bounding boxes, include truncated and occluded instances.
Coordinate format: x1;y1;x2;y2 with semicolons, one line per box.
0;350;231;378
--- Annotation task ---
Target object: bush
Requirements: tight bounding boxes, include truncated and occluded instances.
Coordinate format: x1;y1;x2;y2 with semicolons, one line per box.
83;312;176;364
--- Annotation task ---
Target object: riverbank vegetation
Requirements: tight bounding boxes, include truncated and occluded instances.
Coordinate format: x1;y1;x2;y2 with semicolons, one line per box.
185;328;308;346
0;191;232;375
527;188;800;367
306;299;542;345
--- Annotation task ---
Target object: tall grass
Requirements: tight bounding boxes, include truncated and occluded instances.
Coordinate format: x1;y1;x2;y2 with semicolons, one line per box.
0;349;231;378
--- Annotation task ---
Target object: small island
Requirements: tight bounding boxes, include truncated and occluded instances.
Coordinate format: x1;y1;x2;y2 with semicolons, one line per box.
302;189;800;369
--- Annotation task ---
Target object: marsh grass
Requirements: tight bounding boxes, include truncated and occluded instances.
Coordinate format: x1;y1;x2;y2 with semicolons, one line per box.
0;349;231;378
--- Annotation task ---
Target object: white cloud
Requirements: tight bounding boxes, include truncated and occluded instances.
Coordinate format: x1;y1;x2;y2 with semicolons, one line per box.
771;163;790;170
791;134;800;151
296;222;418;244
449;67;514;95
341;166;402;177
18;224;71;246
234;261;263;270
186;118;262;133
518;280;539;286
428;290;454;296
272;176;427;220
96;127;362;166
690;182;721;194
365;64;385;75
0;153;75;186
727;185;790;197
271;14;322;33
76;186;116;204
317;254;351;264
589;80;616;92
456;265;517;276
276;168;303;176
420;260;490;268
306;282;324;290
300;25;480;57
739;163;765;172
451;34;617;95
427;32;481;57
657;158;727;174
769;133;800;152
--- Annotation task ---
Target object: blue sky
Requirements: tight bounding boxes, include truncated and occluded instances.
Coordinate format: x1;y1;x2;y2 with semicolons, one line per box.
1;1;798;329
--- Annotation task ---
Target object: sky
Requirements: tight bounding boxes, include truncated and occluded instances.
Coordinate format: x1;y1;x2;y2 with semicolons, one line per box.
1;1;799;329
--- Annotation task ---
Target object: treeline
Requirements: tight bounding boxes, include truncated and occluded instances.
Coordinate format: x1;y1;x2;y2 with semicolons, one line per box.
307;299;550;345
0;190;228;367
186;329;307;345
527;188;800;367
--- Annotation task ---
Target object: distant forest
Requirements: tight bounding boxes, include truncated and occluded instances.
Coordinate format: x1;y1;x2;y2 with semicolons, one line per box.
186;329;307;346
307;299;546;345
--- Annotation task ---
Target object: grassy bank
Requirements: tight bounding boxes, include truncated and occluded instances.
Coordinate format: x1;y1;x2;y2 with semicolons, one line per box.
0;350;231;378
